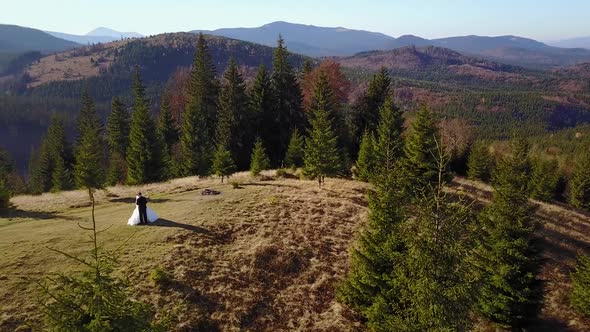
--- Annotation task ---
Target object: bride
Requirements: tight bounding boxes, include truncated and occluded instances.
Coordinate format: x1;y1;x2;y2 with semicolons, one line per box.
127;193;159;226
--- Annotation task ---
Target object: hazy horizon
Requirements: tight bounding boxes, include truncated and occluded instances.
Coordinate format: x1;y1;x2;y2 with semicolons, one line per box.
1;0;589;42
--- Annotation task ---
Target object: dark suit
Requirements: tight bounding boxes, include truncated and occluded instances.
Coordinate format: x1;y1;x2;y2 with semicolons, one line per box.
136;196;148;224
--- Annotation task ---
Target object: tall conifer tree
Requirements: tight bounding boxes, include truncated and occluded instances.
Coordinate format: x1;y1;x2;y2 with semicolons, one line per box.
350;67;391;151
475;137;537;327
271;35;304;164
179;33;219;176
249;64;276;164
106;97;130;185
399;106;441;196
126;68;167;185
467;141;493;182
303;73;341;187
157;94;179;157
216;58;249;169
74;89;105;192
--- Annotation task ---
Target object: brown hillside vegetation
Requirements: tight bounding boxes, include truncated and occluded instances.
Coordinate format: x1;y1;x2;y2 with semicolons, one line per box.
1;173;589;331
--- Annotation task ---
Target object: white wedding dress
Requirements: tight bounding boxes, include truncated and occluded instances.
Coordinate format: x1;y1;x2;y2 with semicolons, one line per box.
127;196;159;226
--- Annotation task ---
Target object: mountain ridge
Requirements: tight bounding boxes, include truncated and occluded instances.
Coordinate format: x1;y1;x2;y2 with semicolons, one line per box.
191;21;590;68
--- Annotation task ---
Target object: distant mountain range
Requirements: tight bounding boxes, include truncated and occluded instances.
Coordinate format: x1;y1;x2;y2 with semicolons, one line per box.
548;37;590;50
192;21;590;69
2;21;590;70
0;24;78;53
46;27;143;45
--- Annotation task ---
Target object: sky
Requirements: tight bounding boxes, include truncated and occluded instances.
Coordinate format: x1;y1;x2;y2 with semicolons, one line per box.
1;0;589;41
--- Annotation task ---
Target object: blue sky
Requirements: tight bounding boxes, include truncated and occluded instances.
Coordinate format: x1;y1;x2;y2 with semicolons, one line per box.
1;0;588;41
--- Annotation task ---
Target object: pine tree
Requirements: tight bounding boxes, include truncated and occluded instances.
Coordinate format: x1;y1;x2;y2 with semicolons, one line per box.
301;59;313;76
250;138;271;176
475;137;537;327
571;254;590;317
467;141;494;182
126;68;167;185
284;128;304;170
216;58;250;169
529;158;559;202
399;106;442;196
350;67;391;150
212;144;236;183
74;90;105;191
303;73;341;187
354;130;376;182
373;98;404;182
157;94;178;157
106;97;130;157
179;33;219;176
46;115;74;192
569;148;590;209
271;35;304;164
250;64;276;164
338;98;416;320
77;87;101;143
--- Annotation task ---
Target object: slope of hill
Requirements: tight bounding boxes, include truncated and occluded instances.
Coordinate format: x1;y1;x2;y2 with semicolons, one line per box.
23;32;308;97
192;21;590;68
0;24;79;53
1;173;589;330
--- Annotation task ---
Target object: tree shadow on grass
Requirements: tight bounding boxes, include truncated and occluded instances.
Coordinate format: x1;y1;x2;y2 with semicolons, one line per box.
0;208;78;220
150;219;216;236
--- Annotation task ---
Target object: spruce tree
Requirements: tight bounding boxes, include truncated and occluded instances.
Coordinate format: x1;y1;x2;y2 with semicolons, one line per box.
106;97;130;157
399;106;441;196
355;130;376;182
373;98;404;182
216;58;250;169
475;137;537;327
284;128;304;170
338;97;407;318
126;68;167;185
571;255;590;317
350;67;391;150
106;97;130;186
271;35;304;164
212;144;236;183
303;73;341;187
250;138;271;176
367;187;477;331
467;141;493;182
569;148;590;209
46;115;74;192
250;64;276;164
74;90;105;191
179;33;219;176
157;94;178;156
529;158;559;202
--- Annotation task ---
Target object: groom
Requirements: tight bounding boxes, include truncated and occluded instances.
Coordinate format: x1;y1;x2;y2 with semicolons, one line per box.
136;192;149;225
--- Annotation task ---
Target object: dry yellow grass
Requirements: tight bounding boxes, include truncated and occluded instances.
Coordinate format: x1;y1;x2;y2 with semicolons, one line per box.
25;40;128;88
1;174;589;331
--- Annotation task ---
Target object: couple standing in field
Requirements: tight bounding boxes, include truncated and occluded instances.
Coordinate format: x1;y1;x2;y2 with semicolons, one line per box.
127;192;159;226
